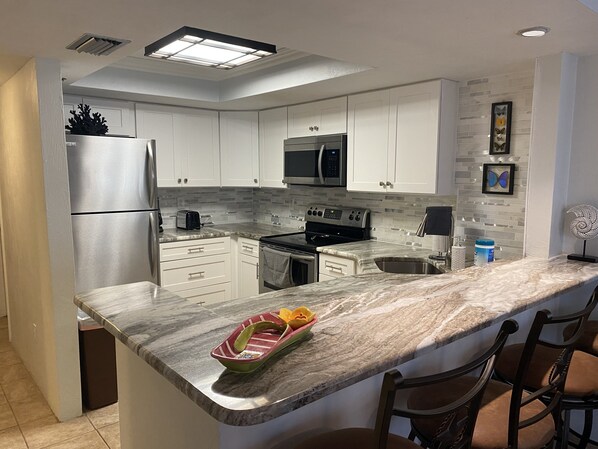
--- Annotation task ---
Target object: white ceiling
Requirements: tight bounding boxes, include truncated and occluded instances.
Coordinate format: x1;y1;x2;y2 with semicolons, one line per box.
2;0;598;108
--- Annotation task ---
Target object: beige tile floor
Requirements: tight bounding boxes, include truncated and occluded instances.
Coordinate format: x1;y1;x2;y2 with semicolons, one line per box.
0;317;120;449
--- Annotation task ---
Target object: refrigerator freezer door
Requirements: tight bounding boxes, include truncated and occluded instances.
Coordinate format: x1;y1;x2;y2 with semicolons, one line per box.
72;211;159;293
67;135;157;213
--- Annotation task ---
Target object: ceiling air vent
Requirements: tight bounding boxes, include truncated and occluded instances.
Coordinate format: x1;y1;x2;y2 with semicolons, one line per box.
66;34;131;56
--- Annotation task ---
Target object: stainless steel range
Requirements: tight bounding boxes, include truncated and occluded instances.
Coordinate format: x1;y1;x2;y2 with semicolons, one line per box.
259;205;371;293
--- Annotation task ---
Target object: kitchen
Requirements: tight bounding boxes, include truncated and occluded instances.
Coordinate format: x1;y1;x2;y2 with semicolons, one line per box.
1;1;598;448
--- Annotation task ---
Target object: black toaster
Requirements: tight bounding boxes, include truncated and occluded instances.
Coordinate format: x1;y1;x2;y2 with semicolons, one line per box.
176;210;201;230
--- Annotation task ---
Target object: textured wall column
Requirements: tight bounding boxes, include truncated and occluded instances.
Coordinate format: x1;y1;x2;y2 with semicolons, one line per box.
524;53;578;258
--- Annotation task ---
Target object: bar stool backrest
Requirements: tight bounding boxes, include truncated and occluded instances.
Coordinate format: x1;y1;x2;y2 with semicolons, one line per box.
373;319;519;449
507;286;598;449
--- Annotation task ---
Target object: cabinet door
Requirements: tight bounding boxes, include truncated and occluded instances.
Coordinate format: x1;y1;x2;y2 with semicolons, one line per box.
347;90;392;193
288;97;347;138
176;109;220;187
238;253;259;299
220;111;259;187
136;105;179;187
259;107;288;188
388;81;440;194
82;97;136;137
317;97;347;135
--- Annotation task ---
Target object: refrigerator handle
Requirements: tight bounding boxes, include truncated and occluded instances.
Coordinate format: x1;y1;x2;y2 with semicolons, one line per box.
146;140;157;208
148;213;159;284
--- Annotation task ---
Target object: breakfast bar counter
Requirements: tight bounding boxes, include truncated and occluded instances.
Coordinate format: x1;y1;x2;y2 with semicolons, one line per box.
74;256;598;448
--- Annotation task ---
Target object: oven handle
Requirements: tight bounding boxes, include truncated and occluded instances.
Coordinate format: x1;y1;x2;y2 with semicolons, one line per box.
317;144;325;185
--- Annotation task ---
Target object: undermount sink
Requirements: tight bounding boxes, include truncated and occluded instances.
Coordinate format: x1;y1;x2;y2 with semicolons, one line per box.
375;257;444;275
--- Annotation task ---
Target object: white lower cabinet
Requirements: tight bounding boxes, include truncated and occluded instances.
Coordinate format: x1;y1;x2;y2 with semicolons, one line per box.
318;254;356;281
236;237;260;299
159;238;231;306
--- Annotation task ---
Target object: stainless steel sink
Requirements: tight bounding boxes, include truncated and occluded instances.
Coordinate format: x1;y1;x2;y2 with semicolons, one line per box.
374;257;443;275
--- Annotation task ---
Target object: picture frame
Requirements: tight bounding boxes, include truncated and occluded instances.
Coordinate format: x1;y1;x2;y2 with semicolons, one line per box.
489;101;512;155
482;163;515;195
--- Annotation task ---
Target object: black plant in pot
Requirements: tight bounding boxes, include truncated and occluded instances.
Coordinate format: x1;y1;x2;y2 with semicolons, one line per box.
65;104;109;136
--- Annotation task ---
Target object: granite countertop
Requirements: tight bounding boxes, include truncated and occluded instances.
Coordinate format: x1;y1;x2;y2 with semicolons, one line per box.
159;222;297;243
317;240;450;273
74;256;598;426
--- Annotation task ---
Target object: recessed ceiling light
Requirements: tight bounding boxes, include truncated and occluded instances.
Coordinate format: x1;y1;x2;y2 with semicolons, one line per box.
145;27;276;70
517;26;550;37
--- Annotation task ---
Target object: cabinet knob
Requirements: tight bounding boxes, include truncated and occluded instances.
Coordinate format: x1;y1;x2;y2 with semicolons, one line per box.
313;125;319;131
254;178;258;183
178;178;182;184
184;178;188;183
309;126;314;131
386;181;393;187
282;179;287;184
379;181;385;187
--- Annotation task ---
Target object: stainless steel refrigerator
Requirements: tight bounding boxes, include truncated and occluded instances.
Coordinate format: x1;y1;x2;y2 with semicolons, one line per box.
67;134;159;409
67;134;159;293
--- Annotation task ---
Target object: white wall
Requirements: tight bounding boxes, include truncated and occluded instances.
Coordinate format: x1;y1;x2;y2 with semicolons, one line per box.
0;58;81;420
563;53;598;256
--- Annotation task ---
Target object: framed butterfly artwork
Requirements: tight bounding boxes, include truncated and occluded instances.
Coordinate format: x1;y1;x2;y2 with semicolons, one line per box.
489;101;512;155
482;163;515;195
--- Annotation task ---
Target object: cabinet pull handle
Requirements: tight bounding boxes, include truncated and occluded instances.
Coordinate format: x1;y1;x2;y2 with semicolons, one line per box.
326;264;343;273
309;126;314;131
242;245;254;252
256;262;259;280
314;125;319;131
282;179;287;184
178;178;182;184
379;181;385;187
253;178;258;183
188;271;205;278
386;181;393;187
187;247;204;253
184;178;188;183
198;301;206;305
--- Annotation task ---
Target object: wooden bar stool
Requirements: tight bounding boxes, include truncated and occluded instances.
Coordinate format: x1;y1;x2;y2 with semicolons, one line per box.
410;290;598;449
293;320;518;449
492;288;598;449
563;320;598;356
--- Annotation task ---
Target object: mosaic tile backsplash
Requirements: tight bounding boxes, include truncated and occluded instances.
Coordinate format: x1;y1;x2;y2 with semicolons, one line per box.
158;70;533;259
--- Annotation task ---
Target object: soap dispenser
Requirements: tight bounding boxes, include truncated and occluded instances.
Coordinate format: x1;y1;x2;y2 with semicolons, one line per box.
451;235;466;271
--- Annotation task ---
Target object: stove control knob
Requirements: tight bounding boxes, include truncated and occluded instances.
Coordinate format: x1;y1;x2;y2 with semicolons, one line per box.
318;211;323;217
356;215;361;221
307;210;312;215
349;214;354;220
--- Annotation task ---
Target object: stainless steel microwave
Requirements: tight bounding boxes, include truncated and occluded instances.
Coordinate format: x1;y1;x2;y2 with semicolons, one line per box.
283;134;347;187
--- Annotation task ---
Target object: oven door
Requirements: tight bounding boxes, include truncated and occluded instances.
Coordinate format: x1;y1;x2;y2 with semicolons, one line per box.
259;244;318;293
283;135;346;186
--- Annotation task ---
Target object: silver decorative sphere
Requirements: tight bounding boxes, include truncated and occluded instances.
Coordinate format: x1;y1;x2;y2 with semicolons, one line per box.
567;204;598;240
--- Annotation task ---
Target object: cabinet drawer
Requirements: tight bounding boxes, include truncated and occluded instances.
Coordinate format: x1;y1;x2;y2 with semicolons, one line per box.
160;253;231;290
319;254;356;277
169;283;231;306
238;237;259;258
160;237;230;262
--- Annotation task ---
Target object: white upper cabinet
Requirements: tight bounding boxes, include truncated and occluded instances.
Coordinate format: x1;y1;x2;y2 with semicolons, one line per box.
63;95;136;137
347;80;458;195
287;97;347;138
347;90;393;193
136;104;220;188
259;107;288;189
219;111;259;187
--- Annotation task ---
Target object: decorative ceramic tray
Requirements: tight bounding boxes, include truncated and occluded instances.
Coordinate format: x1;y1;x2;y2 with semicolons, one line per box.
211;311;317;373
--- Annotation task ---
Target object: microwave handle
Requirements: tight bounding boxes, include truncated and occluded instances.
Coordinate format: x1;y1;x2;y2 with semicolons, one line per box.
317;144;326;185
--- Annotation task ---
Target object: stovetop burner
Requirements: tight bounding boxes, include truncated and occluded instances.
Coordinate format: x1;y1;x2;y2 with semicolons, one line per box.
260;204;371;253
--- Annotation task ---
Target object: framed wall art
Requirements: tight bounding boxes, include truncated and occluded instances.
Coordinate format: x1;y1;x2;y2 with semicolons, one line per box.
489;101;512;155
482;163;515;195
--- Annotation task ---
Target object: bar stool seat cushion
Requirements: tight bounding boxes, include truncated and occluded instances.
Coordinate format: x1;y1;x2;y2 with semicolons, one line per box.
293;428;424;449
496;344;598;396
409;379;554;449
563;321;598;356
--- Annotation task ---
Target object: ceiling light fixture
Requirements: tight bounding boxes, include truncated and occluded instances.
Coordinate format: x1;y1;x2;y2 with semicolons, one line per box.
144;27;276;69
517;26;550;37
